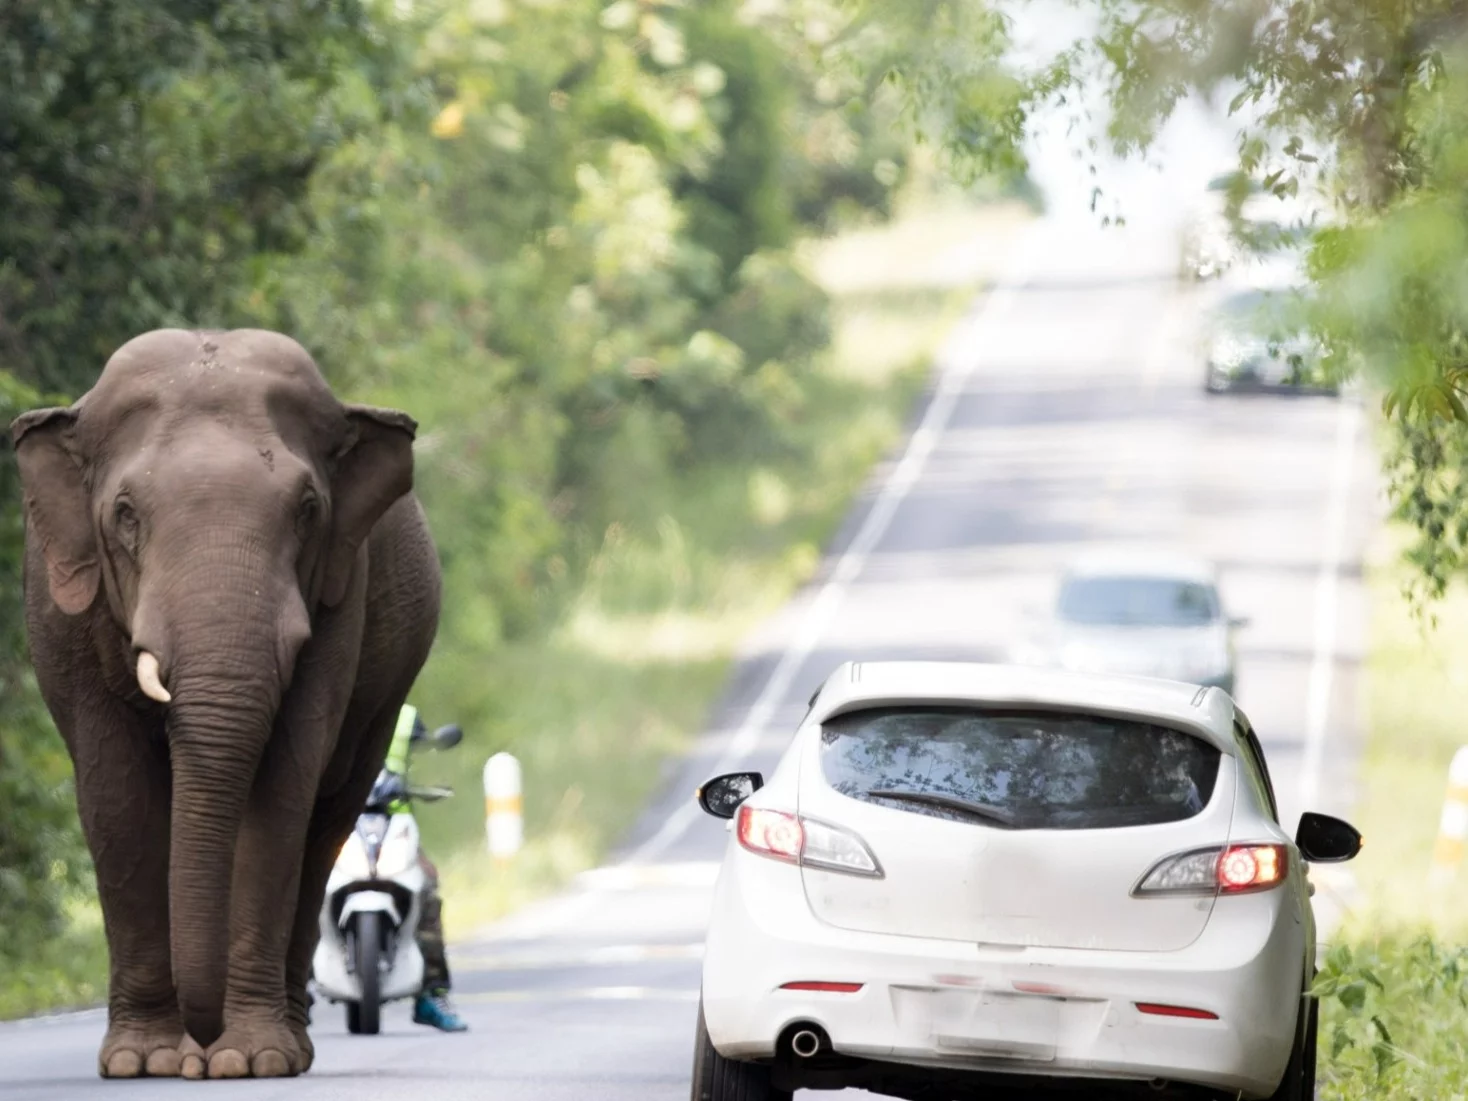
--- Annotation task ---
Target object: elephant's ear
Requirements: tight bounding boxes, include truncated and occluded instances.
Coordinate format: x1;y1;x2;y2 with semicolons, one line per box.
11;407;100;615
322;404;417;607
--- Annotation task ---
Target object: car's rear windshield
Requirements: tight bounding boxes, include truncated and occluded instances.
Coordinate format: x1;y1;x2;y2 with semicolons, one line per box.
1057;575;1219;627
1215;289;1308;334
819;707;1221;830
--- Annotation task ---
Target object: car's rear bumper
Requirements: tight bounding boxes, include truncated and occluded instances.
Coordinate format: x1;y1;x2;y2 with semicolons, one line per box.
1205;362;1338;396
702;849;1309;1099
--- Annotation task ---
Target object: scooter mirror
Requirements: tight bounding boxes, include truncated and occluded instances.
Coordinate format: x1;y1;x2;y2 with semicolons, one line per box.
431;724;463;750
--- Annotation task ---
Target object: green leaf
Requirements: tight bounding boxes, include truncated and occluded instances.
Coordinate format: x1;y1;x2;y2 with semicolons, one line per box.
1337;981;1369;1011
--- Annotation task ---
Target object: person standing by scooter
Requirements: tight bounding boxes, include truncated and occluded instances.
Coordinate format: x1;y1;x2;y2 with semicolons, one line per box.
384;704;469;1032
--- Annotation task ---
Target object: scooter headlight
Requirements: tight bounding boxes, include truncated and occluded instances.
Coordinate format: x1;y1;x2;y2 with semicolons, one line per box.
335;834;371;880
375;833;417;879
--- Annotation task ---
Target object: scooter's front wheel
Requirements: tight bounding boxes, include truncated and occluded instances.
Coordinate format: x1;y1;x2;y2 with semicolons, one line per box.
346;911;383;1035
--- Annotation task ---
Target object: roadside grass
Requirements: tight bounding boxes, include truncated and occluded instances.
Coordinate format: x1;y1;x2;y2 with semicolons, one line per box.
1314;518;1468;1097
1345;521;1468;936
420;192;1030;933
0;899;106;1020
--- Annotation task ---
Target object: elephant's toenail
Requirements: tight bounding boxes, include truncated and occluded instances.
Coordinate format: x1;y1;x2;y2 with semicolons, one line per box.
103;1050;143;1078
252;1049;293;1078
180;1054;206;1080
207;1049;250;1079
145;1047;183;1077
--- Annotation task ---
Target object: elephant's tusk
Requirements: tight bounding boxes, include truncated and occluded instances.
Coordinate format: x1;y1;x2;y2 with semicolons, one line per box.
137;651;171;704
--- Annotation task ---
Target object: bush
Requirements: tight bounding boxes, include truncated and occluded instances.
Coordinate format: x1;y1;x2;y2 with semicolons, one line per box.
1316;936;1468;1098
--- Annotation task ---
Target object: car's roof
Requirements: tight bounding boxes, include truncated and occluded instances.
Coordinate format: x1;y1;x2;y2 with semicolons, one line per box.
806;661;1237;753
1060;547;1219;584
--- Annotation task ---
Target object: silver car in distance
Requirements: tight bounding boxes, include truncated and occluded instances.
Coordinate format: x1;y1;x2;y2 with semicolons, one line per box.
1013;550;1245;697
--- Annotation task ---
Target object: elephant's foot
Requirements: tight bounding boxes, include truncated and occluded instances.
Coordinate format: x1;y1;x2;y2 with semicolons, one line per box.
206;1021;303;1079
97;1019;185;1079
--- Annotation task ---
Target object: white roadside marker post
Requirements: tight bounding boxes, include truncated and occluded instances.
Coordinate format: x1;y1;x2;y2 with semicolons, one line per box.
1429;746;1468;889
484;752;523;864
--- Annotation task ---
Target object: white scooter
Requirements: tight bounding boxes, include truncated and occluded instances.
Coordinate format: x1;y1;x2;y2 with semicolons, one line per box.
311;723;461;1034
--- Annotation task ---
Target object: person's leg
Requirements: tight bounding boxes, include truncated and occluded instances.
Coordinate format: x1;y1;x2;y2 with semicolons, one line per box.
417;864;452;994
412;855;467;1031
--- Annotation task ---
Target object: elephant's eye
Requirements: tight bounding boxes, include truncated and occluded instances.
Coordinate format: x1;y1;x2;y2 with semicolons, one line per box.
113;499;138;532
296;493;320;540
113;499;140;555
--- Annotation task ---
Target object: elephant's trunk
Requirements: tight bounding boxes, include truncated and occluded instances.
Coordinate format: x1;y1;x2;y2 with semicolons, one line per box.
159;601;286;1048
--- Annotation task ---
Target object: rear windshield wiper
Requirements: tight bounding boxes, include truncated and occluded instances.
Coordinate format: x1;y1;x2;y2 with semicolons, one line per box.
866;789;1017;827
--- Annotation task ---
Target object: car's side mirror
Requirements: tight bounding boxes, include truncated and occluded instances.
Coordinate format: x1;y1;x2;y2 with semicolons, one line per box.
430;724;463;750
1296;812;1362;863
697;772;764;819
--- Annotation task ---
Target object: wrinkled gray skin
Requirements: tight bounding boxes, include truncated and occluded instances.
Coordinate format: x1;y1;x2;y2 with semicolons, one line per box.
12;329;441;1080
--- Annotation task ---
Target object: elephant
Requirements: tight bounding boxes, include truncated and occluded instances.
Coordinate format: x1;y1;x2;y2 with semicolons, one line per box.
10;328;442;1079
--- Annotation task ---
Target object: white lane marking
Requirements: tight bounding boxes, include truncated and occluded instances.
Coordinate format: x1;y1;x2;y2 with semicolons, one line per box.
622;219;1059;866
455;942;704;972
1297;398;1362;815
457;986;700;1004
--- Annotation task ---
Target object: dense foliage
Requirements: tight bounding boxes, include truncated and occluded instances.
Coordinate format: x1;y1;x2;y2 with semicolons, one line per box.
0;0;912;966
1315;936;1468;1098
0;0;416;970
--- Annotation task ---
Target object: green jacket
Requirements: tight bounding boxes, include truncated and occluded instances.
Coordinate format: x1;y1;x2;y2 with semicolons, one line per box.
384;704;424;814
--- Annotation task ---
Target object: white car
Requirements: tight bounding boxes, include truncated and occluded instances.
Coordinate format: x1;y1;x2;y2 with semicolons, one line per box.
1012;550;1244;696
690;661;1361;1101
1201;282;1335;396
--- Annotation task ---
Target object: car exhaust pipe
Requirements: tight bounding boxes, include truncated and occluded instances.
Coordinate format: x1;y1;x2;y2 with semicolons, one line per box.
790;1029;823;1058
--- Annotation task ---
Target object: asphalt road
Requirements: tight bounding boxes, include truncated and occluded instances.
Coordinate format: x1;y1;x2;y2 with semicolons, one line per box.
0;194;1379;1098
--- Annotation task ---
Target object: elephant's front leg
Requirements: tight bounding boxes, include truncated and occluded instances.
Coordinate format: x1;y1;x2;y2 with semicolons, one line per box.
283;695;409;1069
66;701;184;1078
194;728;319;1080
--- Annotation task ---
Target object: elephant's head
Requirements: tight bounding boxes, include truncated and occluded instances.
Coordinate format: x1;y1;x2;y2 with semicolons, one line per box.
10;328;417;1044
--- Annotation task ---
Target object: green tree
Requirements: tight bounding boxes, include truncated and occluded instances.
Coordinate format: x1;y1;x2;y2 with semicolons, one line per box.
0;0;418;968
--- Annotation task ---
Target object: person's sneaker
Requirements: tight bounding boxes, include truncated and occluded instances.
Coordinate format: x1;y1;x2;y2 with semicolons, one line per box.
412;990;468;1032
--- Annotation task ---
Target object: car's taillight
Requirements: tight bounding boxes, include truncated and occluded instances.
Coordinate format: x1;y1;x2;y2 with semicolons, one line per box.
1217;845;1285;892
735;805;882;877
737;807;802;863
1133;843;1288;897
